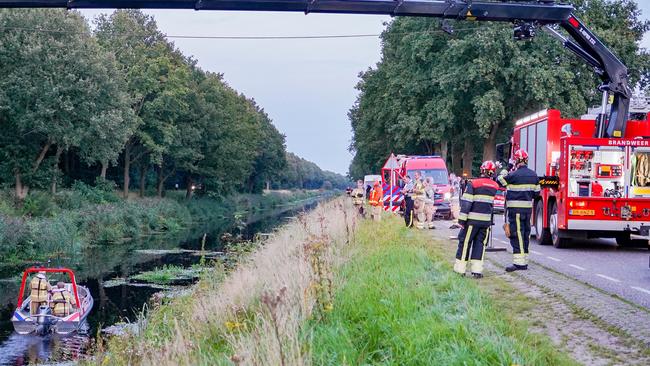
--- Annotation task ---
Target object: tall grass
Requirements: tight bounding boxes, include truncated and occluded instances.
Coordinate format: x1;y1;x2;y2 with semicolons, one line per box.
94;198;355;366
309;217;576;366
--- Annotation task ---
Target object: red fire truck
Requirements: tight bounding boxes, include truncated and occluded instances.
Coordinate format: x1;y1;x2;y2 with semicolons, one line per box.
500;104;650;248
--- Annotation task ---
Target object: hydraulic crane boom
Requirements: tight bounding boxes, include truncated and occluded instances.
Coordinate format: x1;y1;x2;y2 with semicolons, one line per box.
0;0;632;138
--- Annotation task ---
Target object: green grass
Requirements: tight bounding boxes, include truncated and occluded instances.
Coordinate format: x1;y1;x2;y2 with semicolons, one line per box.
131;264;203;285
309;218;578;366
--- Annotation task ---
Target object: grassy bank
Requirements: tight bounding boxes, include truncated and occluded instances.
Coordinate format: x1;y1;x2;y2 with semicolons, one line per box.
93;198;354;365
0;184;329;264
92;202;575;365
310;218;576;365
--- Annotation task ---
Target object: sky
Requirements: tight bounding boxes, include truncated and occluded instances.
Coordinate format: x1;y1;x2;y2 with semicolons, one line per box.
81;2;650;176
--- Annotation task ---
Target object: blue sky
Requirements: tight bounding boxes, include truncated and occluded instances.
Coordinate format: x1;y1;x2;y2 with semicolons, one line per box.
81;3;650;175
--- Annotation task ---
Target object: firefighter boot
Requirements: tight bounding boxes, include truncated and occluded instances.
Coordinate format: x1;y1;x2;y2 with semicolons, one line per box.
505;264;528;272
471;273;483;279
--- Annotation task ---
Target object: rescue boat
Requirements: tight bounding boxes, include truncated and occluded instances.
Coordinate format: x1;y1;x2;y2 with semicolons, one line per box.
11;267;93;335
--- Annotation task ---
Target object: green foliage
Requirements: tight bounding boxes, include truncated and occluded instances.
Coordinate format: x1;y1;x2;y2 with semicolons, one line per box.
131;264;201;285
349;0;650;177
310;218;576;365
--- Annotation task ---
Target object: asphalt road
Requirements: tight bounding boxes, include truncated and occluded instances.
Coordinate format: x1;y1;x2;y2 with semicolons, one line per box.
482;215;650;309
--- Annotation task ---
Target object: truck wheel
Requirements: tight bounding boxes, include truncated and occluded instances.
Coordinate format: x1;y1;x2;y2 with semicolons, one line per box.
615;233;632;247
616;234;649;249
550;202;570;248
534;202;552;245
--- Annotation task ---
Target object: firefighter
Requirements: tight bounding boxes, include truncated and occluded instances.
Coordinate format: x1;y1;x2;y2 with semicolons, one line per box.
424;177;437;229
350;180;366;217
498;149;541;272
413;171;426;229
368;179;383;221
29;271;51;315
454;161;499;278
403;175;415;227
50;282;76;317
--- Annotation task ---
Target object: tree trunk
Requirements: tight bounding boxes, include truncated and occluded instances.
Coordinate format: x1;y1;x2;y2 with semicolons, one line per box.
139;166;146;198
100;160;108;179
463;139;474;177
440;140;449;162
64;151;70;175
50;147;63;195
14;171;28;201
186;177;193;200
33;140;52;173
482;122;499;161
156;166;164;197
451;141;462;175
123;143;131;199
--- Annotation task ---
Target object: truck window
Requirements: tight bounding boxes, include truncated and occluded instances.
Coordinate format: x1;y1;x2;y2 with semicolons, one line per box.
568;145;625;198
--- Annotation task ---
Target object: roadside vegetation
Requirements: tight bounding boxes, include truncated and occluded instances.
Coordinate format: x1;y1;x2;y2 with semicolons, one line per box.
92;201;575;365
0;184;328;264
310;217;575;365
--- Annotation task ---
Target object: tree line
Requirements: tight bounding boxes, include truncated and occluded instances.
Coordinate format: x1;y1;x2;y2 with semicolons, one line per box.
0;9;348;202
349;0;649;178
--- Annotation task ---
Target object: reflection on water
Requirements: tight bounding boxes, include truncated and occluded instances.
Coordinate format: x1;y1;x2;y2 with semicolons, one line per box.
0;198;321;365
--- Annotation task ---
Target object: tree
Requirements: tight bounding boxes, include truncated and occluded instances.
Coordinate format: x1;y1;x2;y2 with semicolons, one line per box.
0;9;133;199
349;0;649;176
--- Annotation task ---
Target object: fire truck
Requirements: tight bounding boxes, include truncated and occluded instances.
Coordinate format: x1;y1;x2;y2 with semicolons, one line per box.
499;97;650;248
381;154;453;219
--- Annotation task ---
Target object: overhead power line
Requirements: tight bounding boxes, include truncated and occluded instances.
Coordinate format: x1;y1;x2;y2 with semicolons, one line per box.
0;24;492;40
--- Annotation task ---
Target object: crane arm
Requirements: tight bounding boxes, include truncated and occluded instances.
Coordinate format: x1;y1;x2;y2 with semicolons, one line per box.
0;0;631;137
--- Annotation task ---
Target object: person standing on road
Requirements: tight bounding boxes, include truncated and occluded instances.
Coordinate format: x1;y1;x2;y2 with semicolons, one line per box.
402;175;415;227
351;180;366;218
455;161;499;278
368;179;383;221
424;177;437;229
498;149;541;272
413;171;426;229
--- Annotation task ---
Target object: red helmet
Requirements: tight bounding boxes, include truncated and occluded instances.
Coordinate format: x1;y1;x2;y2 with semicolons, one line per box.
480;160;496;176
513;149;529;164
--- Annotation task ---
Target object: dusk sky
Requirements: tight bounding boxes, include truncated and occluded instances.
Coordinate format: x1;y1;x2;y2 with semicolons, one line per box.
82;3;650;175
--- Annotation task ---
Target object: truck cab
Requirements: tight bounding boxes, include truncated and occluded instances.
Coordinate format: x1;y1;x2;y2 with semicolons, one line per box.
397;155;453;220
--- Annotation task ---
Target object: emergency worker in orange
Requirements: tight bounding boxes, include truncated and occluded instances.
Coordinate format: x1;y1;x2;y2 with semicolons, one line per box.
368;179;383;221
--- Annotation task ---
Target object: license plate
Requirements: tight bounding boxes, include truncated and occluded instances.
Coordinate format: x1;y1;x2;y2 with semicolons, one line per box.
570;209;595;216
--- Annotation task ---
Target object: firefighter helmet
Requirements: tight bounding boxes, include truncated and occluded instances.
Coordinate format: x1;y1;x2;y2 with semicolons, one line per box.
480;160;496;176
513;149;529;165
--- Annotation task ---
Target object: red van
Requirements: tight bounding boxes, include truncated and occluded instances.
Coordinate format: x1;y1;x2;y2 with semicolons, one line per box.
392;155;453;219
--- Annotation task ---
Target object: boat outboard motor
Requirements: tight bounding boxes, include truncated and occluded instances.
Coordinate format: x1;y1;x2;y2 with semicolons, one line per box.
35;305;52;334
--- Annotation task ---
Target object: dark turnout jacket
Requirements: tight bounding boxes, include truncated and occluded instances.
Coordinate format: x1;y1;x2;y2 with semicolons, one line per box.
458;177;499;227
497;165;541;213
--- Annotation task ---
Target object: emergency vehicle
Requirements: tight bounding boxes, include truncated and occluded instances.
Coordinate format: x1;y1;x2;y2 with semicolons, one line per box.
499;98;650;248
381;155;453;219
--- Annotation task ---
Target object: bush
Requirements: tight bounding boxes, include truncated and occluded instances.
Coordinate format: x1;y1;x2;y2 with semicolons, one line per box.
22;191;58;217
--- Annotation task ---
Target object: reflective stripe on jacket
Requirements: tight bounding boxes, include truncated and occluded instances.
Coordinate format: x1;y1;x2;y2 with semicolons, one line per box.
498;166;540;214
459;177;499;227
351;188;365;205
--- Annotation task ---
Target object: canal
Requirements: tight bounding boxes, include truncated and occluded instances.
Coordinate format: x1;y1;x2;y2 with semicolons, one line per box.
0;197;322;365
